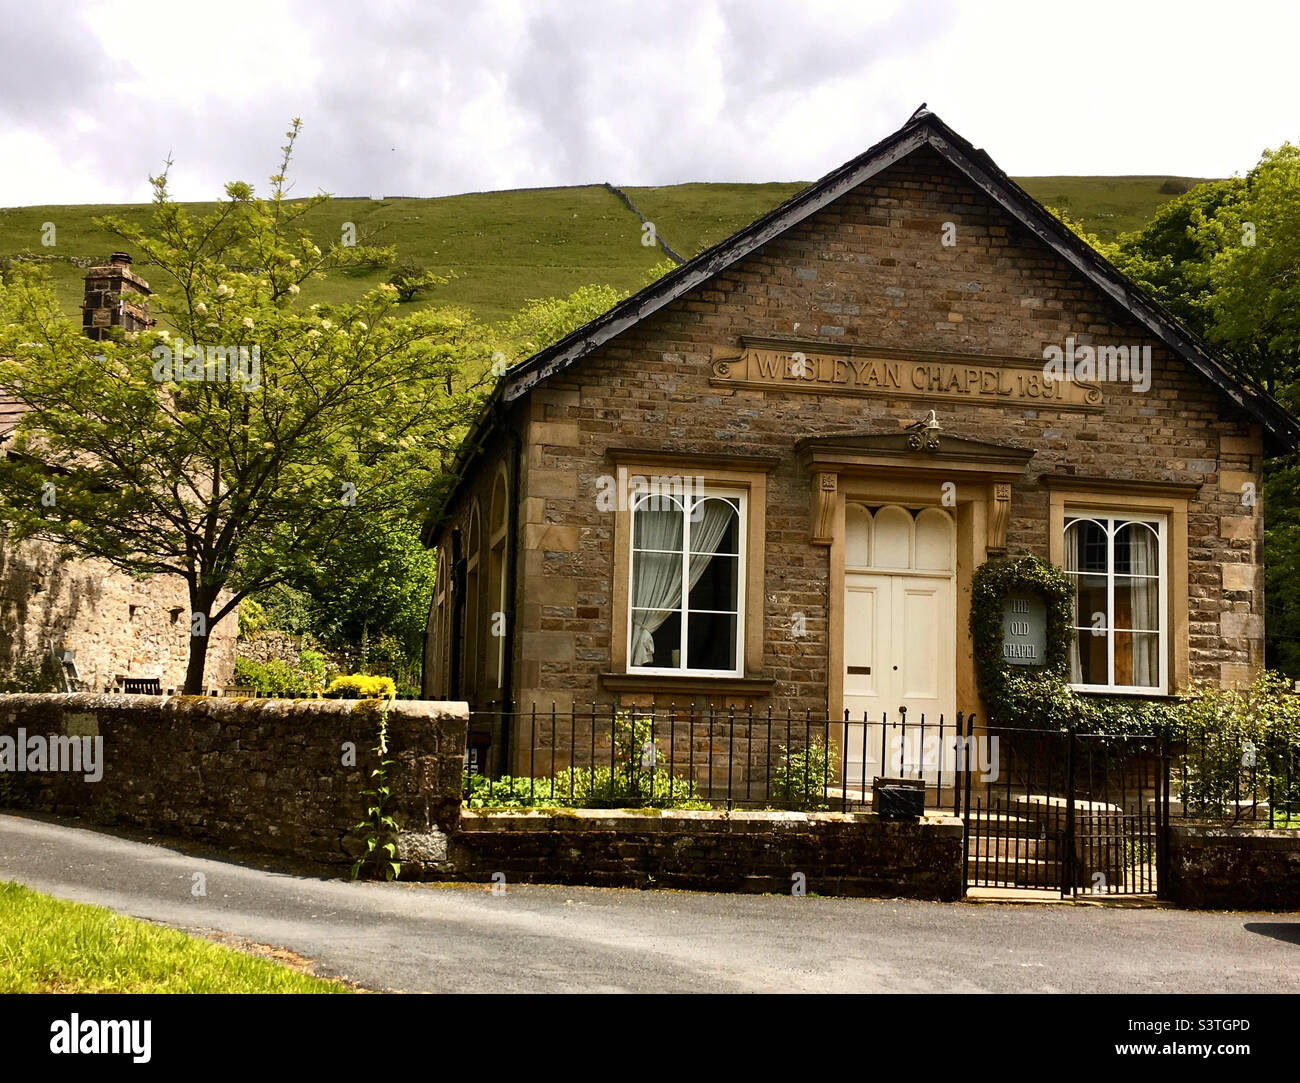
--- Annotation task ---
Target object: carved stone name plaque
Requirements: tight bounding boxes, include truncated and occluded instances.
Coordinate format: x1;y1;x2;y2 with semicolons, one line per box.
710;338;1102;409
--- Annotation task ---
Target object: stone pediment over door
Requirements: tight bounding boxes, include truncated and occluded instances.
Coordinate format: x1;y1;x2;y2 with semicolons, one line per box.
795;427;1036;551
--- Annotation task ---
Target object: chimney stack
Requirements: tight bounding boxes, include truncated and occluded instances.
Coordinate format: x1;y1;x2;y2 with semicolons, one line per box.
82;252;152;340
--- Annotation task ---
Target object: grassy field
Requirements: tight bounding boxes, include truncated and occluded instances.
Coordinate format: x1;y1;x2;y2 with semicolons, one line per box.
0;174;1210;325
1016;176;1211;239
0;880;349;993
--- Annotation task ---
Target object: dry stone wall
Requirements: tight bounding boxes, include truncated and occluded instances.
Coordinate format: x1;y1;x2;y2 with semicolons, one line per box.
0;693;467;871
0;537;237;692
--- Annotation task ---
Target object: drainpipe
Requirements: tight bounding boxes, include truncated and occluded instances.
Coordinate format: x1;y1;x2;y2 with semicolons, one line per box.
498;424;523;773
449;528;465;700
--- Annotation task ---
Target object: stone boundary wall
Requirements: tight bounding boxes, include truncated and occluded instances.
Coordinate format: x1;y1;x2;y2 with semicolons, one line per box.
1166;825;1300;910
0;693;467;871
440;808;965;900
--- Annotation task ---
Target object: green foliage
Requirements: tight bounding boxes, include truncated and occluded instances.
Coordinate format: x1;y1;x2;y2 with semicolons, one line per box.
462;713;705;809
770;739;832;811
325;674;397;700
0;119;491;693
232;651;325;696
387;261;448;303
968;557;1178;735
237;596;268;638
0;652;65;694
970;557;1073;727
501;283;625;358
286;512;436;665
1174;672;1300;821
349;707;400;882
0;881;349;993
1106;144;1300;677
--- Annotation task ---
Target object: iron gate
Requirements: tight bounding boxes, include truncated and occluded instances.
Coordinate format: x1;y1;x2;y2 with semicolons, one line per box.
961;722;1168;898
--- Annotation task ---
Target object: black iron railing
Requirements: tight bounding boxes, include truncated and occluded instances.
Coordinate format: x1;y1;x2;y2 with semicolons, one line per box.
465;704;988;812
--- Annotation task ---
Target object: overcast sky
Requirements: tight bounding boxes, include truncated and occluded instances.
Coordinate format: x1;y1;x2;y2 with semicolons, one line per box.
1;0;1296;206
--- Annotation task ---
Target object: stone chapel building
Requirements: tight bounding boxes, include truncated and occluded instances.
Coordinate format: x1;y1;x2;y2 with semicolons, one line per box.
422;110;1299;775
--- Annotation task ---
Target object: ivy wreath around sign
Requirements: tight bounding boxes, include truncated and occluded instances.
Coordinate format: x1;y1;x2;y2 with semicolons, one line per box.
969;555;1073;729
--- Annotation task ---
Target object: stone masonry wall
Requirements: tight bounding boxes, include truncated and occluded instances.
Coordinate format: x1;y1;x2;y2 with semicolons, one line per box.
0;536;237;693
447;808;965;900
1166;825;1300;909
500;147;1263;709
0;693;467;872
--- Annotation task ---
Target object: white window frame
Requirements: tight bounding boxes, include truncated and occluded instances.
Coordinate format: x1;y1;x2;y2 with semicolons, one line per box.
627;486;747;678
1065;509;1168;695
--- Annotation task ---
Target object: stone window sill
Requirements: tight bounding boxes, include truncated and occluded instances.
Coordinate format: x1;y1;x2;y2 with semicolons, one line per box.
599;673;775;696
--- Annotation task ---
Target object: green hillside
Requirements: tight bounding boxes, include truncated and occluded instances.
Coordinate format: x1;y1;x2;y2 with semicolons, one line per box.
0;174;1210;326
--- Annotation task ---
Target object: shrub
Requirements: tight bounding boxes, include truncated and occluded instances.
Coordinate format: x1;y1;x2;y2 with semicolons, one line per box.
232;650;327;697
462;713;706;810
770;739;832;811
1174;672;1300;821
325;674;397;700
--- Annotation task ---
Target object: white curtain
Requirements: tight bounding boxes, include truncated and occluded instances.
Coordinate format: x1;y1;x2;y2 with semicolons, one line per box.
631;498;735;666
1065;522;1082;684
1127;525;1159;686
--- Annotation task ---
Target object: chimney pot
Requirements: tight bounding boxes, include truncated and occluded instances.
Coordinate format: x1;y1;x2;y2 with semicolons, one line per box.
109;252;132;266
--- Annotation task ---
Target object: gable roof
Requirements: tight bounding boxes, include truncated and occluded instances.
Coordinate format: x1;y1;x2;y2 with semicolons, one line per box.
437;109;1300;533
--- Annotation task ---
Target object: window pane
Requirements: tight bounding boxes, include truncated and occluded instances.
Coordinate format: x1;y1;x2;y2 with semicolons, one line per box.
1114;521;1158;575
633;498;683;552
873;506;911;568
688;552;738;612
846;503;871;567
1072;573;1108;631
1115;631;1159;688
1066;519;1107;574
1073;629;1108;685
1113;576;1160;631
690;497;739;555
630;610;681;668
632;551;682;604
687;611;737;671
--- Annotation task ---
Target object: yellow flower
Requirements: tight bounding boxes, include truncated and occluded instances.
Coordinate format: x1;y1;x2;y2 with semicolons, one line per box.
288;283;300;294
194;302;208;315
242;317;254;329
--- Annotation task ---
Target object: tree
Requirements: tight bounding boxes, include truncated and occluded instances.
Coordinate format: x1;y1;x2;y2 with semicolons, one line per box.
0;121;491;693
1108;145;1300;675
501;283;625;357
387;261;448;303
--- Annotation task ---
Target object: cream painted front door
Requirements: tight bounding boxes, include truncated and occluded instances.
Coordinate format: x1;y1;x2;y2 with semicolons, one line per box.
841;504;956;789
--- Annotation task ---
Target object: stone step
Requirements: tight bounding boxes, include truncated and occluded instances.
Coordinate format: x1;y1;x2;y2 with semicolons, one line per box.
967;835;1049;860
966;857;1066;888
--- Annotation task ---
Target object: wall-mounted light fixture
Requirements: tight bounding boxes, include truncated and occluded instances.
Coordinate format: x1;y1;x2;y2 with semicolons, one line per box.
905;409;942;452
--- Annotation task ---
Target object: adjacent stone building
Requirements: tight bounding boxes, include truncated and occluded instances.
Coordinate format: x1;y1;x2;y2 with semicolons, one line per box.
423;110;1299;775
0;255;237;693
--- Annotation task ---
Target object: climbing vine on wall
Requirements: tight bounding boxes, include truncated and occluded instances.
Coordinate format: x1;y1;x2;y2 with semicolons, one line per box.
970;555;1177;734
970;556;1073;729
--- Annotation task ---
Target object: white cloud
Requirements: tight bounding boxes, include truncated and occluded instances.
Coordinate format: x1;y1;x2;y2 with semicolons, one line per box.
0;0;1295;206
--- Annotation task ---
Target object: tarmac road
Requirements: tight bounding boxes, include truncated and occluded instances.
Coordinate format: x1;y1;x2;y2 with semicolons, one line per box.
1;813;1297;994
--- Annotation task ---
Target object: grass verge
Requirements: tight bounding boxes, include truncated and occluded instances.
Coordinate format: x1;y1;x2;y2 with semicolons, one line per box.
0;880;350;993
